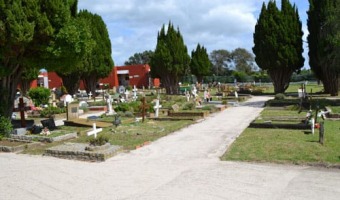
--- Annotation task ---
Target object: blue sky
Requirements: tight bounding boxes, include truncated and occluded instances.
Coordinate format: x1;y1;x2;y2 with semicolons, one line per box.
78;0;310;68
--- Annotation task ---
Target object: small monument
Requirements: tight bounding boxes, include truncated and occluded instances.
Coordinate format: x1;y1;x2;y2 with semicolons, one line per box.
88;92;93;100
192;85;198;98
124;89;130;101
106;95;115;115
132;85;138;100
234;91;239;99
186;91;190;102
118;86;125;94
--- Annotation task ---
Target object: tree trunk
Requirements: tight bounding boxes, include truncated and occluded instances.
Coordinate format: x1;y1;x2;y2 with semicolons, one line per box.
162;74;179;95
0;66;22;118
268;68;293;94
58;73;81;95
20;78;33;96
83;74;98;96
322;66;339;96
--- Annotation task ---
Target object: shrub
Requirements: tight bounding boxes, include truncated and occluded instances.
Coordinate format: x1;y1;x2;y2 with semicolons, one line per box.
182;102;195;110
28;87;51;106
114;103;130;112
274;93;286;100
88;134;110;146
40;107;66;118
222;100;228;105
0;116;13;138
124;111;134;117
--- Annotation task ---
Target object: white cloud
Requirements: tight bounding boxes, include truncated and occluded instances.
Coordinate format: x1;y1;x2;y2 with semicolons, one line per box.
78;0;308;67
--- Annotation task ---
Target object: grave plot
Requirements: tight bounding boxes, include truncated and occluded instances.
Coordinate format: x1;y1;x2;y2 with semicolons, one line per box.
0;139;40;153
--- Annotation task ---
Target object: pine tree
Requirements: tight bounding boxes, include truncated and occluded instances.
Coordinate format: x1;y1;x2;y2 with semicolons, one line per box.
253;0;304;94
190;44;212;84
150;22;190;94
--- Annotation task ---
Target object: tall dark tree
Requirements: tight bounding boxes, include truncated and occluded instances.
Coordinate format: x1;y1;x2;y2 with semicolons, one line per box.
150;22;190;94
308;0;339;96
0;0;87;118
231;48;255;75
124;50;154;65
253;0;304;93
19;67;40;96
209;49;232;76
79;10;114;95
190;44;212;83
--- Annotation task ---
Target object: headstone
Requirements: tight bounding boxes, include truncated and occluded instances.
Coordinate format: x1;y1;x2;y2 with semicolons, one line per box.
87;123;102;139
153;99;162;118
118;86;125;94
298;89;304;98
132;85;138;100
192;86;197;98
186;91;190;102
79;101;89;108
51;93;57;107
18;97;31;127
88;92;93;100
106;95;115;115
67;104;79;121
41;118;57;131
172;104;180;112
310;117;315;135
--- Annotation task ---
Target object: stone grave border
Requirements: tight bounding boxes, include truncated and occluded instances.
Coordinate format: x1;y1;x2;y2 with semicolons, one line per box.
11;132;77;143
44;143;122;162
0;139;41;152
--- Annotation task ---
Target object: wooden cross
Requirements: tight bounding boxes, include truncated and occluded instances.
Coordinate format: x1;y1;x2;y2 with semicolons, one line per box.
87;123;102;138
139;97;149;122
18;97;31;127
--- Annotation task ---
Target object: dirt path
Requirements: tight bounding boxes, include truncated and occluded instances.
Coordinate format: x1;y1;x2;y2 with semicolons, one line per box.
1;96;340;200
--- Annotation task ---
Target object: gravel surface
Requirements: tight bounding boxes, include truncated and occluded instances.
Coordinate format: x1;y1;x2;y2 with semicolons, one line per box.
1;96;340;200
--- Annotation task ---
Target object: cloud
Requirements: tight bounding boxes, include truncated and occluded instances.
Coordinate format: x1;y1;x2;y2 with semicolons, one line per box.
78;0;308;67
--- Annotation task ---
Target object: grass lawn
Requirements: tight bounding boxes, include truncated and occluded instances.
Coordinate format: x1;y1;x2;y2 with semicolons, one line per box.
329;106;340;113
222;121;340;166
264;82;324;94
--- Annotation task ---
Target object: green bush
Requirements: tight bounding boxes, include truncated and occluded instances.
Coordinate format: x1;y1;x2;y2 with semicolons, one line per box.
124;111;134;117
88;134;109;146
222;100;228;105
114;103;130;112
0;116;13;138
40;107;66;118
182;102;195;110
28;87;51;106
274;93;286;100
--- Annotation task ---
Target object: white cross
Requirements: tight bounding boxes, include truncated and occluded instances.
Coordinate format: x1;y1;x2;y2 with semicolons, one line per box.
133;85;138;100
153;99;162;118
87;123;102;138
88;92;92;99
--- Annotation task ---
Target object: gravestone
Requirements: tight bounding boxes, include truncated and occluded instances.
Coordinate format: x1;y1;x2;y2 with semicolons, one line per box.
41;118;57;131
51;93;57;107
172;104;180;112
118;86;125;94
153;99;162;118
67;104;79;121
186;91;190;102
124;90;130;101
132;85;138;100
235;91;239;99
192;86;198;98
106;95;115;115
87;123;102;139
88;92;93;100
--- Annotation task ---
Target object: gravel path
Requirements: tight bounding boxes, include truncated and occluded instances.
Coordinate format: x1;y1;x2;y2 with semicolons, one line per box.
1;96;340;200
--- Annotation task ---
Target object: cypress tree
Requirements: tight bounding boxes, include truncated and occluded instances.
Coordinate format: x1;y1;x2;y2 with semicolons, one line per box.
190;44;212;84
253;0;304;93
308;0;339;96
150;22;190;94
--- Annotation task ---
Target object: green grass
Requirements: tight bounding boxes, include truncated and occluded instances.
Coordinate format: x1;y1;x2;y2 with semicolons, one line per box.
329;106;340;113
222;121;340;165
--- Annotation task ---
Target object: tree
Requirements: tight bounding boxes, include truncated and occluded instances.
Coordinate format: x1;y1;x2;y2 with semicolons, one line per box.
231;48;256;75
0;0;89;118
209;49;232;76
253;0;304;93
124;50;154;65
308;0;340;96
150;22;190;94
19;67;40;96
190;44;212;83
79;10;114;95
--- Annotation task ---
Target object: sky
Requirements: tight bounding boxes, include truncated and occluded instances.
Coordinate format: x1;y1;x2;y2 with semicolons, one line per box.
78;0;310;68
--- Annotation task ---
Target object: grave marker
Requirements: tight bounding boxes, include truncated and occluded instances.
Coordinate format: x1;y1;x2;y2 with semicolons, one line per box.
18;97;30;127
153;99;162;118
106;95;115;115
87;123;102;138
171;104;180;112
67;103;79;121
132;85;138;100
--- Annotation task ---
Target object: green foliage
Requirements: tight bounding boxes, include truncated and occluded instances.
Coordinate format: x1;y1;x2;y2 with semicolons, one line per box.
0;116;13;138
150;22;191;94
124;50;154;65
182;102;195;110
88;134;109;146
231;48;255;75
40;107;66;118
307;0;339;96
209;49;232;76
190;44;212;83
114;101;142;113
28;87;51;106
274;93;286;100
253;0;304;93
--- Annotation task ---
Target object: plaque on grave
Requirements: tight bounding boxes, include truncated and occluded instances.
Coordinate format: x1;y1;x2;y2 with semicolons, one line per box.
41;118;57;131
67;104;79;121
118;86;125;94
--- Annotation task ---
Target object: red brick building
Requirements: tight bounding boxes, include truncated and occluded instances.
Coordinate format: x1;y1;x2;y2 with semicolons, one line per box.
31;64;160;90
